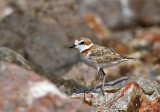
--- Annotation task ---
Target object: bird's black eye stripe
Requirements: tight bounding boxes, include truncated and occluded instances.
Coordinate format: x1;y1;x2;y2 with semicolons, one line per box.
80;41;85;45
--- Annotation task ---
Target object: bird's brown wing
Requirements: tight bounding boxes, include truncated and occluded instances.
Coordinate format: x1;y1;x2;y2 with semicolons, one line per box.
89;45;123;64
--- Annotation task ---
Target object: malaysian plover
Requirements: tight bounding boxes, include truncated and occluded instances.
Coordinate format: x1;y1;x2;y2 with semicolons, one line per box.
69;37;135;95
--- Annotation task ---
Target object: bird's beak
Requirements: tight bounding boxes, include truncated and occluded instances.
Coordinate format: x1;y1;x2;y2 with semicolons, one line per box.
68;44;76;48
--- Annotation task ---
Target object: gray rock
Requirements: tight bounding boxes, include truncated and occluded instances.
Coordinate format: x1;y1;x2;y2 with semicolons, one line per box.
130;0;160;26
0;47;32;70
0;7;98;75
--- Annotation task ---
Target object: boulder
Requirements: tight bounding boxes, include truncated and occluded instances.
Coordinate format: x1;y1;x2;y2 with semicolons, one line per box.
0;47;32;70
0;62;88;112
0;8;98;75
71;77;160;111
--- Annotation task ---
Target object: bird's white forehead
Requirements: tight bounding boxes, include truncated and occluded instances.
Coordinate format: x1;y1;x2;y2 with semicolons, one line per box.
75;40;79;44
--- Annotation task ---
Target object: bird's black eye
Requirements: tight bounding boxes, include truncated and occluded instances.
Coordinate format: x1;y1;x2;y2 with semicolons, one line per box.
80;41;85;45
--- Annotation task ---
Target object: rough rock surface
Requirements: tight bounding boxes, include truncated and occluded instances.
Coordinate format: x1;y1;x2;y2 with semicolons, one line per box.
71;77;160;111
0;63;88;112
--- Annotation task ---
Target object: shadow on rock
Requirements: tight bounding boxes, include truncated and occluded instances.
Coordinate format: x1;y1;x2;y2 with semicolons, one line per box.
71;77;160;111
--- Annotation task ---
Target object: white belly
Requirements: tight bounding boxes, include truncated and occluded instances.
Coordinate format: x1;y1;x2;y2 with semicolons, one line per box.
80;54;97;67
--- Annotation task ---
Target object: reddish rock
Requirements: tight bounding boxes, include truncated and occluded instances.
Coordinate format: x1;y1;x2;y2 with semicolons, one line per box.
71;77;160;111
136;27;160;42
0;47;85;94
0;63;88;112
133;28;160;64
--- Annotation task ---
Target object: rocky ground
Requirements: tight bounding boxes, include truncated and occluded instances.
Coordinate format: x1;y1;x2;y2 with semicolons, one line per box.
0;0;160;112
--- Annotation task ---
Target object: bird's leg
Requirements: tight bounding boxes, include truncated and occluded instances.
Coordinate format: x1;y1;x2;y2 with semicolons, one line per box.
93;68;101;92
99;68;106;96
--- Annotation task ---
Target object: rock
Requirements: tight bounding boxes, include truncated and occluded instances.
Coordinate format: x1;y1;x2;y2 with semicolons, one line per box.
135;27;160;42
3;0;160;30
151;42;160;57
0;8;98;75
71;77;160;111
130;0;160;26
126;64;160;81
0;0;14;19
63;62;97;88
0;47;32;70
84;13;112;39
76;0;134;29
133;27;160;64
0;47;85;94
15;0;79;25
77;0;160;29
63;62;122;88
0;62;88;112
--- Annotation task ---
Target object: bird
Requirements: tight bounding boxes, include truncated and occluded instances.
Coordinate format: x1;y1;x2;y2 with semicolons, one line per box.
69;37;135;95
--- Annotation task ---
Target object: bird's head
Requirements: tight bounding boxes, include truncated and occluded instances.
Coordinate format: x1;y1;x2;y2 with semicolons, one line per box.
69;37;93;52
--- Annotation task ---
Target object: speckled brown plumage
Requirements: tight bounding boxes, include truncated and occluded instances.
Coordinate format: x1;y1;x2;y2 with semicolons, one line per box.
86;45;130;64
